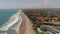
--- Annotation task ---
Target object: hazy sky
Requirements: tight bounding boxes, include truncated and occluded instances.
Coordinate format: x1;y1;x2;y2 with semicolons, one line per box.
0;0;60;9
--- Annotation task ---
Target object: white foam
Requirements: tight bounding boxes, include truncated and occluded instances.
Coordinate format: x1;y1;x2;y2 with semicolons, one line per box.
0;10;22;31
4;33;7;34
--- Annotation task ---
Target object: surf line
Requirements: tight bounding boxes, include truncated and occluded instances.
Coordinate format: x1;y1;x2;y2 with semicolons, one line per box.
0;10;22;31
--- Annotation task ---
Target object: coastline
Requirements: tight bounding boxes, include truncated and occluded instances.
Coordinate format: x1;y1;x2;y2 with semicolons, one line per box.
19;12;36;34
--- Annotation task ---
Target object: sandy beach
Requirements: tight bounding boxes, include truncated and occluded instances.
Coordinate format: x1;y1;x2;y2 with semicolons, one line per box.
19;12;36;34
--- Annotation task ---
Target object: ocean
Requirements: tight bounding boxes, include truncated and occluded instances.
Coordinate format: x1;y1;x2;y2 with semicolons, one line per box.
0;9;22;34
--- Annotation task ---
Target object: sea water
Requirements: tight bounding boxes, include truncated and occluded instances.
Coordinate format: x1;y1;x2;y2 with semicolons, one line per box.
0;9;22;34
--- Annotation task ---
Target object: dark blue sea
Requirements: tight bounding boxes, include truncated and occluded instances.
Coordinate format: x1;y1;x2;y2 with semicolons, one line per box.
0;9;22;34
0;9;19;26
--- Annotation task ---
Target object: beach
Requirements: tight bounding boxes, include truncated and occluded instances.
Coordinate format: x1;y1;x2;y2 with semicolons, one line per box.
19;12;36;34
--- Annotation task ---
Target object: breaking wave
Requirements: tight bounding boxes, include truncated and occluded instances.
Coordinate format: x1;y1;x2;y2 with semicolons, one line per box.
0;10;22;32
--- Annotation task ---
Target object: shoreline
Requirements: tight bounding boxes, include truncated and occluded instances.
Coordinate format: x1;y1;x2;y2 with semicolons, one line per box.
19;12;36;34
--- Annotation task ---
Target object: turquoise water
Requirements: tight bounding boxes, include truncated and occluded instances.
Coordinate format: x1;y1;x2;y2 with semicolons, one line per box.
0;9;19;34
0;30;16;34
0;9;18;26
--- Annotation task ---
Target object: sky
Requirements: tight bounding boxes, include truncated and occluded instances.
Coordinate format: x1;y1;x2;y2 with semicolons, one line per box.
0;0;60;9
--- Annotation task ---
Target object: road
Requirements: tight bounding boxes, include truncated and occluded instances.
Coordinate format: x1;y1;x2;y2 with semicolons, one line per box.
19;12;36;34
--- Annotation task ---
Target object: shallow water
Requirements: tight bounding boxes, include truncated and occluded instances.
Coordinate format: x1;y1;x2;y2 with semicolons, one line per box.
0;9;18;26
0;9;22;34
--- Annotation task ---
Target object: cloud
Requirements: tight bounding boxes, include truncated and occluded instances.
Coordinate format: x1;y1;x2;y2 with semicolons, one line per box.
21;0;49;8
31;0;54;8
17;0;52;8
0;0;54;9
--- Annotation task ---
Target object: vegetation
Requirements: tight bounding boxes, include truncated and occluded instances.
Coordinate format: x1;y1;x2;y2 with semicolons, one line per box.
38;32;44;34
24;10;60;34
48;12;57;18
